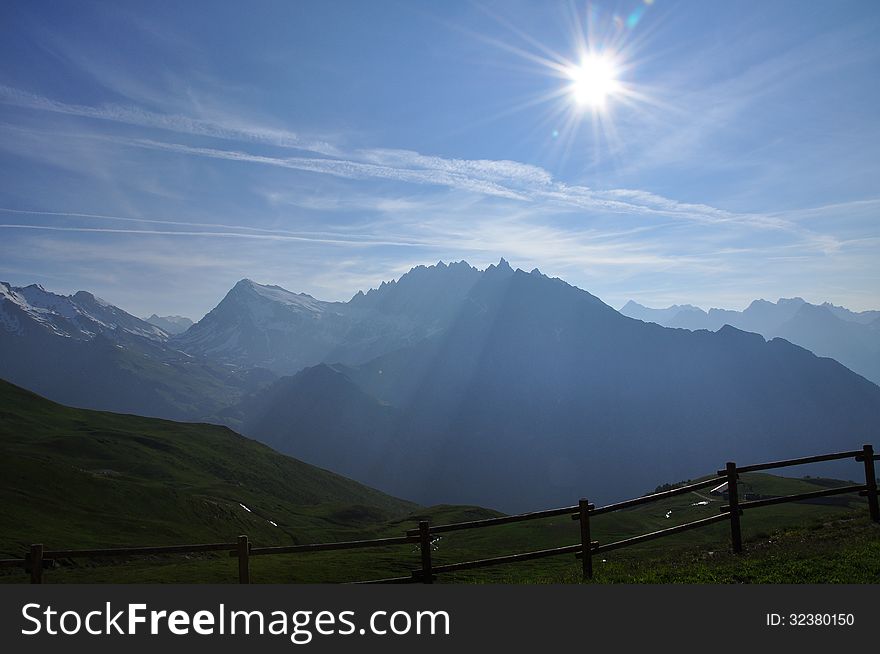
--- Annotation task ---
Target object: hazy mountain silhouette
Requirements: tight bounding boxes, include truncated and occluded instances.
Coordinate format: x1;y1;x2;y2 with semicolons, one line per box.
621;298;880;384
241;263;880;511
175;262;481;374
0;281;274;420
145;314;193;335
5;264;879;511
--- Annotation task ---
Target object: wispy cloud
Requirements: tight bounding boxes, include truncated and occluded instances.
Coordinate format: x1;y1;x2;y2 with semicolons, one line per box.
0;54;875;312
0;94;862;311
0;84;339;156
0;85;812;230
0;206;420;245
104;130;844;255
0;222;424;248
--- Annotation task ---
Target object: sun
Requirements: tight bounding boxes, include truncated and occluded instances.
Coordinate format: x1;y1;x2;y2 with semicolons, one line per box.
567;53;621;109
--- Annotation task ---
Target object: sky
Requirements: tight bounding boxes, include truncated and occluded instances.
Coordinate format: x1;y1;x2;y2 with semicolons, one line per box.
0;0;878;319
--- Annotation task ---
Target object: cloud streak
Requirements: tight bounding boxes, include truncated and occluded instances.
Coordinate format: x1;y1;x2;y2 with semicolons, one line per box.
0;86;807;231
0;84;339;156
0;206;419;244
0;222;425;248
1;80;875;311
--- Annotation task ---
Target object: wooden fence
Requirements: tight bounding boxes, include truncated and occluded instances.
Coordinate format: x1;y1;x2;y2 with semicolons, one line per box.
2;444;877;584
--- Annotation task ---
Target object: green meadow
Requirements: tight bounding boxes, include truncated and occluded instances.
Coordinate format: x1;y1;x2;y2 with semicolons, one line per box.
1;379;877;584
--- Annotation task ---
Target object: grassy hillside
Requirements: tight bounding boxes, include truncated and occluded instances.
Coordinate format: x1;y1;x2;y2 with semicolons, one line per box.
3;466;875;583
419;473;875;584
0;378;416;561
0;328;277;423
0;377;876;584
570;514;880;583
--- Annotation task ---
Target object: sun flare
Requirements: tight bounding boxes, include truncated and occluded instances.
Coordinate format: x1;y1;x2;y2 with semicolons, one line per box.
568;54;620;109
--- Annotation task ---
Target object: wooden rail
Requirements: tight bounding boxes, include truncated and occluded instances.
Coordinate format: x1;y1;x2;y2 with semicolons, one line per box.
725;449;864;475
721;484;867;512
582;513;729;556
406;505;580;536
569;476;726;519
5;444;877;584
431;543;588;575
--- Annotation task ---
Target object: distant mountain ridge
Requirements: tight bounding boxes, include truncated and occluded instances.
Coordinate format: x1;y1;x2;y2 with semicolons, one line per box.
174;261;482;374
239;262;880;511
621;297;880;384
1;281;168;341
4;263;880;513
0;281;275;421
145;314;193;335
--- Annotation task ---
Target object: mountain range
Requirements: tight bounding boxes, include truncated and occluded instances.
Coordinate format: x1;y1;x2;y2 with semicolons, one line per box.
3;262;879;511
621;298;880;385
237;263;880;509
176;261;482;374
0;281;275;421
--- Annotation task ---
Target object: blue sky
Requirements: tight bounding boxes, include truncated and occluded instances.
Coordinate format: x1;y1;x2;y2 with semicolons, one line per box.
1;0;878;318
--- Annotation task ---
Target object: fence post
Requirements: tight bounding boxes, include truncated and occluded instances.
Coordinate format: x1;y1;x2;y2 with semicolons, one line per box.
862;444;879;523
237;535;250;584
418;520;433;584
28;544;43;584
726;462;742;553
578;498;593;580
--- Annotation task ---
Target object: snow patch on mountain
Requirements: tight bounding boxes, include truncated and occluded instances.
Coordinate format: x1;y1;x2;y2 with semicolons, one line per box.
177;262;483;374
0;281;168;342
242;280;330;314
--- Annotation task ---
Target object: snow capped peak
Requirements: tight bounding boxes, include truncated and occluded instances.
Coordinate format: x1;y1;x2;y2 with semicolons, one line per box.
229;278;265;296
19;284;81;318
247;281;325;311
72;290;111;307
215;278;334;320
0;281;168;342
0;281;19;301
0;282;33;333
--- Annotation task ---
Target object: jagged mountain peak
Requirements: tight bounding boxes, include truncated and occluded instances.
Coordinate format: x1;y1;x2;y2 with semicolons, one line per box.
178;259;541;374
353;260;479;303
486;257;513;273
242;266;880;510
